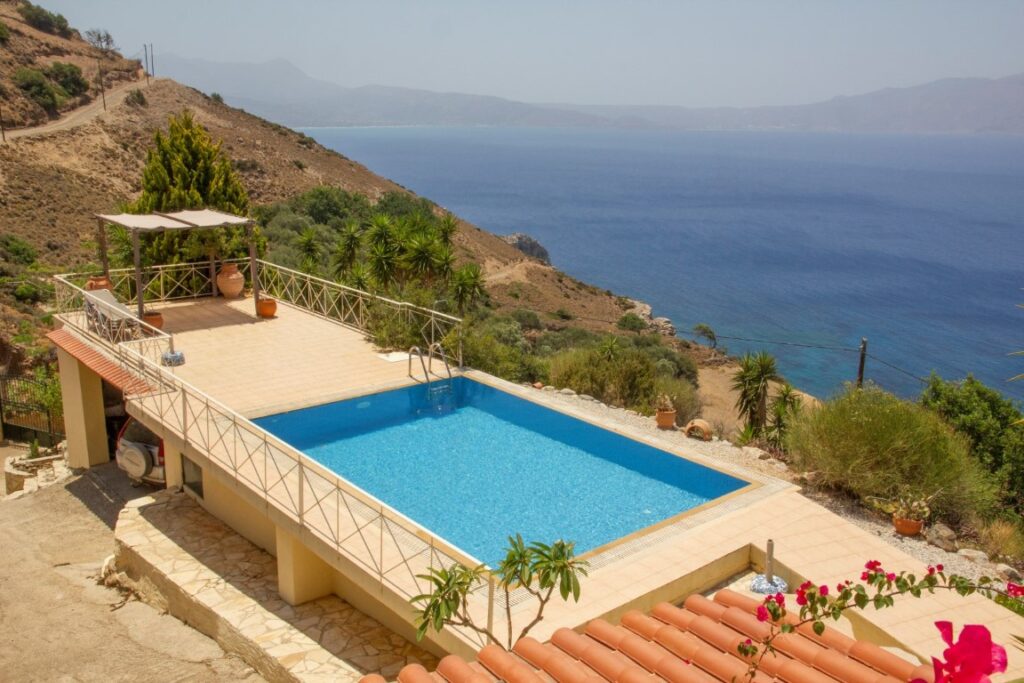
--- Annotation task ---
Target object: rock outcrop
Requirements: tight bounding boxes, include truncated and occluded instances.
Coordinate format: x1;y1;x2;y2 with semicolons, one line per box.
626;299;677;337
501;233;551;264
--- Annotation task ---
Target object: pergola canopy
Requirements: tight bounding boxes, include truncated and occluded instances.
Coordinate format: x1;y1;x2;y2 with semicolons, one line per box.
96;209;253;232
93;209;260;318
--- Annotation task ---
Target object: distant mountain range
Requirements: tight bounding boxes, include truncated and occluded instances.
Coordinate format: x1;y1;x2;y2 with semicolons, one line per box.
159;54;1024;134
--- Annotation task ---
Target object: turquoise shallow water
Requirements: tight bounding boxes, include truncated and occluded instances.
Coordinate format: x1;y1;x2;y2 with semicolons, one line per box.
255;378;745;565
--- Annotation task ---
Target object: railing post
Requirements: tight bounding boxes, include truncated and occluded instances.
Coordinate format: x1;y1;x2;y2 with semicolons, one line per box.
379;506;385;594
487;574;496;637
180;386;188;444
298;456;305;524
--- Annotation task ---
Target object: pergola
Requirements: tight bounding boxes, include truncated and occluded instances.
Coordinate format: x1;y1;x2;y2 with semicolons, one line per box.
93;209;260;317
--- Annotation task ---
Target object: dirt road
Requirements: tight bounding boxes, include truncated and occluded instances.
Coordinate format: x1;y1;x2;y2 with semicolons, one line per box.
5;79;150;141
0;463;260;681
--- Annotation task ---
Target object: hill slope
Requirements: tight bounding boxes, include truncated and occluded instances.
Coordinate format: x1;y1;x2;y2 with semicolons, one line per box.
158;54;605;128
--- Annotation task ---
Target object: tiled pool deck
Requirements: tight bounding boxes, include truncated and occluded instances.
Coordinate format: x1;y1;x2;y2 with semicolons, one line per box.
138;297;1024;678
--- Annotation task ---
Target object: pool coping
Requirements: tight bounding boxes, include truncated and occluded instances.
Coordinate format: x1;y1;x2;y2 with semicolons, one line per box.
250;367;792;580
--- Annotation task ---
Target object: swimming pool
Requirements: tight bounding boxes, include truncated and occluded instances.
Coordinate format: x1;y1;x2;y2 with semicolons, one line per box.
255;377;748;566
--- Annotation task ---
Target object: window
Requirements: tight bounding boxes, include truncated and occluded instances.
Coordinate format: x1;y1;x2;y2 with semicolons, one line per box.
182;455;204;498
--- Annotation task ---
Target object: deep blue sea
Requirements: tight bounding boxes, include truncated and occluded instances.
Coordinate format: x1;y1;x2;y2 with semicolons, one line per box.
302;127;1024;401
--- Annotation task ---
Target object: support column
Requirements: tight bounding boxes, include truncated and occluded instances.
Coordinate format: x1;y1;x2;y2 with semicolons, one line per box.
247;224;260;314
275;526;333;605
132;228;144;318
56;349;110;468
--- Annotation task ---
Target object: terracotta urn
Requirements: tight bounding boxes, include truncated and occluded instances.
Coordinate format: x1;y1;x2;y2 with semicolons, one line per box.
85;275;113;291
893;517;924;537
142;311;164;330
257;298;277;318
216;263;245;298
655;409;677;430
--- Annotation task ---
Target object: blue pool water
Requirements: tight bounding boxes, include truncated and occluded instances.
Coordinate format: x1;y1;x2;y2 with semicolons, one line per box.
255;378;746;565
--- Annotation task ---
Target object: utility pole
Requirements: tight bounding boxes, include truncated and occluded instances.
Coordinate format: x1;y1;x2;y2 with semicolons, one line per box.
96;58;107;111
143;44;150;85
0;104;6;143
149;44;155;76
856;337;868;388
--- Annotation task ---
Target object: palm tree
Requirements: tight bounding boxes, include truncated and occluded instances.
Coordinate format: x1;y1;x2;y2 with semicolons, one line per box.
403;233;441;281
365;214;396;249
732;351;781;435
437;213;458;246
344;261;372;291
330;220;363;279
367;240;399;289
434;244;455;282
765;382;802;449
450;263;486;314
297;226;323;275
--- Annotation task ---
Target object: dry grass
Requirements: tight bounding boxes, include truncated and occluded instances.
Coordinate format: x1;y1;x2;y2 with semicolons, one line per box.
973;517;1024;564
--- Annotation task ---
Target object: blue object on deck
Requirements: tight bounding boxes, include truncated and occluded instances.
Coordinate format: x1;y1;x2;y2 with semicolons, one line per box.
161;350;185;367
255;377;747;566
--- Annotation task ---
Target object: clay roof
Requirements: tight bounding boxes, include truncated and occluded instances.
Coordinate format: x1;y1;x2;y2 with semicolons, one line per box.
363;589;934;683
47;329;150;393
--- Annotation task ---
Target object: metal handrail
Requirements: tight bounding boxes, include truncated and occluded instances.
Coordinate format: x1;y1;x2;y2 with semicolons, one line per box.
408;346;429;382
427;342;453;380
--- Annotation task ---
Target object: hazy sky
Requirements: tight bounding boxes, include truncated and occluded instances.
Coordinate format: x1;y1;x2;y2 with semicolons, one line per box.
45;1;1024;107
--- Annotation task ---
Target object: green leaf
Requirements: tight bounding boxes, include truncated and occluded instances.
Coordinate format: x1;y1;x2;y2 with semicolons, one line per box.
812;621;826;636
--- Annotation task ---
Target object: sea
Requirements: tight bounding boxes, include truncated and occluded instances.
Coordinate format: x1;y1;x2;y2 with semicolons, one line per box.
301;126;1024;402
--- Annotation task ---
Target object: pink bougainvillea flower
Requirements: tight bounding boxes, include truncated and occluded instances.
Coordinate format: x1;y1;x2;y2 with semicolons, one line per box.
865;560;882;570
886;572;897;582
936;564;944;572
818;584;829;597
915;622;1007;683
773;592;785;606
1007;582;1024;598
755;604;770;622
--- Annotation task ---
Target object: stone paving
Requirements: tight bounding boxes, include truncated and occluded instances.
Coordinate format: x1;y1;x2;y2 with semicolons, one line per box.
115;490;437;682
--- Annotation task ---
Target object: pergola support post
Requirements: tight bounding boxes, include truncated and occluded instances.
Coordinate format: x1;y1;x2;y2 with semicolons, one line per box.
96;218;109;277
132;228;145;318
248;224;260;314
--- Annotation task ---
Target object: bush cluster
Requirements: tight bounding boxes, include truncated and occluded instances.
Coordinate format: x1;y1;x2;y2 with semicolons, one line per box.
13;62;88;112
0;20;10;44
920;373;1024;511
17;2;71;37
787;384;999;524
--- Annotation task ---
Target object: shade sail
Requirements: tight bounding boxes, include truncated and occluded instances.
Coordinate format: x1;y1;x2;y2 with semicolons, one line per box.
95;209;252;232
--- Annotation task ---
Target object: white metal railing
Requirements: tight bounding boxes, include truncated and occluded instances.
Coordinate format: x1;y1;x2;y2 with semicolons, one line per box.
57;259;463;365
257;261;463;366
53;274;173;363
112;338;495;647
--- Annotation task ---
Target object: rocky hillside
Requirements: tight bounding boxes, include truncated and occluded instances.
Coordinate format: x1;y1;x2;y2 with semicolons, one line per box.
0;2;634;360
0;1;140;126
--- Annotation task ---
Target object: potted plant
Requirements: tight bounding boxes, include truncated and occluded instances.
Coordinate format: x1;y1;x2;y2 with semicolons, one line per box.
257;297;277;318
216;262;245;298
655;393;677;430
142;309;164;330
869;488;939;536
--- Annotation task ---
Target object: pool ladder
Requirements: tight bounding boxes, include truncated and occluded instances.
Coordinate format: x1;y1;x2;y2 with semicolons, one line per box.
407;344;453;383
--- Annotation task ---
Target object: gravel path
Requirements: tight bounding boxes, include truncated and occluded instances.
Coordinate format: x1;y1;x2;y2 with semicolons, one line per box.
533;385;1014;584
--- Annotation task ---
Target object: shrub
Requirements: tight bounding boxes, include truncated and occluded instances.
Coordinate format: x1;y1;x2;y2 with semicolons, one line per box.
125;88;146;107
17;3;70;37
210;92;224;104
293;159;306;170
13;67;58;111
787;384;999;524
693;323;717;348
617;312;647;333
0;234;38;265
655;376;701;425
920;373;1024;510
45;62;88;97
0;20;10;44
510;308;542;331
551;308;573;320
972;517;1024;563
549;347;657;410
14;282;42;303
461;320;545;383
83;28;115;53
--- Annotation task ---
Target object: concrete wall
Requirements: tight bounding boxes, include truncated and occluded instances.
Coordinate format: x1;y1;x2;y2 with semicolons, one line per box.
56;349;110;468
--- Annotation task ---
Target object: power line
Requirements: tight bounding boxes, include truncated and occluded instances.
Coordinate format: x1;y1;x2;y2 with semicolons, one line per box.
864;353;929;384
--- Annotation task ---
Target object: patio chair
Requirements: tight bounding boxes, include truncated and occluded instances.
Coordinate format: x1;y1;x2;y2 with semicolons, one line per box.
84;288;137;343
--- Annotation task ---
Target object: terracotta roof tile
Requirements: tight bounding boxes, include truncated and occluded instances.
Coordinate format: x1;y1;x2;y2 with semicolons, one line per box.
367;588;932;683
47;329;150;393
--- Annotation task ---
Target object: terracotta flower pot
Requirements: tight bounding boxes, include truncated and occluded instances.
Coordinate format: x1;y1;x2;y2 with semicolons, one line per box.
257;298;277;318
656;409;677;430
216;263;245;299
142;311;164;330
893;516;924;537
85;275;113;291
